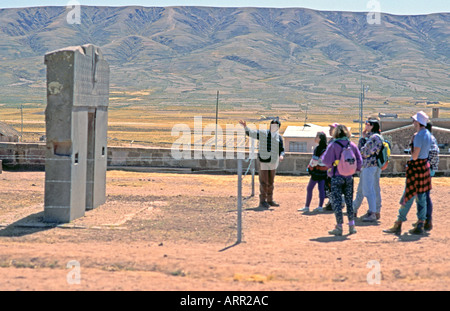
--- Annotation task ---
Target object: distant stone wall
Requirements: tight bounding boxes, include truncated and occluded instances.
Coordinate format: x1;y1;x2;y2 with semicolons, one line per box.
1;142;449;176
0;142;46;169
383;125;450;155
380;118;450;132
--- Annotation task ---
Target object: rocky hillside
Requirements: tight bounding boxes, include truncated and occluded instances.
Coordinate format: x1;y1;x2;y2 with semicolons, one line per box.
0;6;449;107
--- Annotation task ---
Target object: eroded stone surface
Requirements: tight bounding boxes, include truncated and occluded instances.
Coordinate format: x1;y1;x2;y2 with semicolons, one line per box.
44;44;109;223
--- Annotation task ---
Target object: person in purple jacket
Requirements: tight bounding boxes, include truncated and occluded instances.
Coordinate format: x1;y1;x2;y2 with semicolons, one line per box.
322;125;363;236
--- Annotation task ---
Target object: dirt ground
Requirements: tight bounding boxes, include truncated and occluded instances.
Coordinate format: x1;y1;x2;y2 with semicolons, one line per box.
0;170;449;291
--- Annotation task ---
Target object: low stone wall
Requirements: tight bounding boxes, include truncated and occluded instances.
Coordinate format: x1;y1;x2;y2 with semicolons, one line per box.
0;142;46;170
1;142;449;176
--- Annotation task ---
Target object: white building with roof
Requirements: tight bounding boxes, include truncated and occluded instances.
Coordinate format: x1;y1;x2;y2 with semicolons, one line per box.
283;124;332;153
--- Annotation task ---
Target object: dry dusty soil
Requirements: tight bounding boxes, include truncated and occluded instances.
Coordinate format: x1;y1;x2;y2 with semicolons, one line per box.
0;170;449;291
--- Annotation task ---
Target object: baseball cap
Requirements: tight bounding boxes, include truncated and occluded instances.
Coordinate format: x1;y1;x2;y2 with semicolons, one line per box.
328;123;339;128
270;117;281;126
412;111;429;126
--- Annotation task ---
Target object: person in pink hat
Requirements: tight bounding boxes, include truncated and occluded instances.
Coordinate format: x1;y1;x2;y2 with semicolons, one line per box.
328;123;339;137
323;123;340;210
384;111;432;235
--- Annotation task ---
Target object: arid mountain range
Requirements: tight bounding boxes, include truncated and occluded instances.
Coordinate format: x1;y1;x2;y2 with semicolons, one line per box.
0;6;449;108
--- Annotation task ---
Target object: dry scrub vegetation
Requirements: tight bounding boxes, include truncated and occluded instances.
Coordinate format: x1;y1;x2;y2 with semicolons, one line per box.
0;170;449;290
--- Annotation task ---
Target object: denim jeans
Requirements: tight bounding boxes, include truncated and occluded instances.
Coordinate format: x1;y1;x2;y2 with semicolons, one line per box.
425;175;434;222
397;192;427;222
353;166;381;213
425;190;433;222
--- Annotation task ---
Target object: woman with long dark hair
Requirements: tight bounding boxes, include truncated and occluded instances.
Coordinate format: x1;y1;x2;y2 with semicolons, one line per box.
299;132;328;212
357;119;384;222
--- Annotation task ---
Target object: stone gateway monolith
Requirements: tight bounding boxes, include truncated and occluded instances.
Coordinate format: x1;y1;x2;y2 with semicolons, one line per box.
44;44;109;223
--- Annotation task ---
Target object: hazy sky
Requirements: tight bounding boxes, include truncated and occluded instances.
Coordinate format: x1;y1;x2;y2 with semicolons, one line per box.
1;0;449;15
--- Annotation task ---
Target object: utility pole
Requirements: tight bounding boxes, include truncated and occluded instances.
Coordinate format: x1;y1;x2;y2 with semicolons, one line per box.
215;90;219;149
359;78;363;138
359;77;369;138
20;104;23;142
304;103;309;126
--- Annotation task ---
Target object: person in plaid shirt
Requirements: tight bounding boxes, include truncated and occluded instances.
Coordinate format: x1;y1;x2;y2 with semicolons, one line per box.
419;121;439;231
384;111;432;235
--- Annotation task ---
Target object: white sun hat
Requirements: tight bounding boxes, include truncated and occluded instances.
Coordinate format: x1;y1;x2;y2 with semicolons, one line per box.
412;111;429;126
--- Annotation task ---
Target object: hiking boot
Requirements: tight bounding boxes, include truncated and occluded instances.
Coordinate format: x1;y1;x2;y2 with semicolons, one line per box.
409;221;424;235
412;220;433;231
424;220;433;231
359;210;369;219
328;225;343;236
362;212;377;222
383;221;402;235
324;202;333;211
349;225;357;235
259;201;270;209
267;201;280;207
297;206;309;212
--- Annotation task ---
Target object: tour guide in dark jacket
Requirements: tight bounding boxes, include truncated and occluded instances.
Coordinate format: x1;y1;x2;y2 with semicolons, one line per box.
239;118;285;209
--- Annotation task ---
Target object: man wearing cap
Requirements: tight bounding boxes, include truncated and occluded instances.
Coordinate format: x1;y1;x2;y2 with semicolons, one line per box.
239;118;285;209
384;111;432;235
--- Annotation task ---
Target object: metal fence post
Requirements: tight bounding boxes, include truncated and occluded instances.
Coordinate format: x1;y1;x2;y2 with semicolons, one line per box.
250;138;255;197
237;158;243;243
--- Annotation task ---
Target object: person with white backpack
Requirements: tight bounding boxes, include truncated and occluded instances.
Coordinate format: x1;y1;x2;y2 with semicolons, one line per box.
322;125;362;236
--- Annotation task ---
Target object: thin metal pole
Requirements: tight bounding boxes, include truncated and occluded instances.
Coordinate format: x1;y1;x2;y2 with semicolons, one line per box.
20;104;23;142
359;77;363;138
215;90;219;149
250;138;255;197
237;158;242;243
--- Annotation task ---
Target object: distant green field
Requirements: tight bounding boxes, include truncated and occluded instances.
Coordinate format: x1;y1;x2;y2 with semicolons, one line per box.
1;87;448;148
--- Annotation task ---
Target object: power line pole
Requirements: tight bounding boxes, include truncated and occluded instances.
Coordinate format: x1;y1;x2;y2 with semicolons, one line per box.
359;77;369;138
359;78;363;138
215;90;219;149
20;104;23;142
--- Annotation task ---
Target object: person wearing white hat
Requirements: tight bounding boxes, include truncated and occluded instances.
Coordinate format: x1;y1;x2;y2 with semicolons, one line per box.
384;111;432;235
412;111;429;127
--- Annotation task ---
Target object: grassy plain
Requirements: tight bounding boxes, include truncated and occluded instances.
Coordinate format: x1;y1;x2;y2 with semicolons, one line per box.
1;89;449;148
